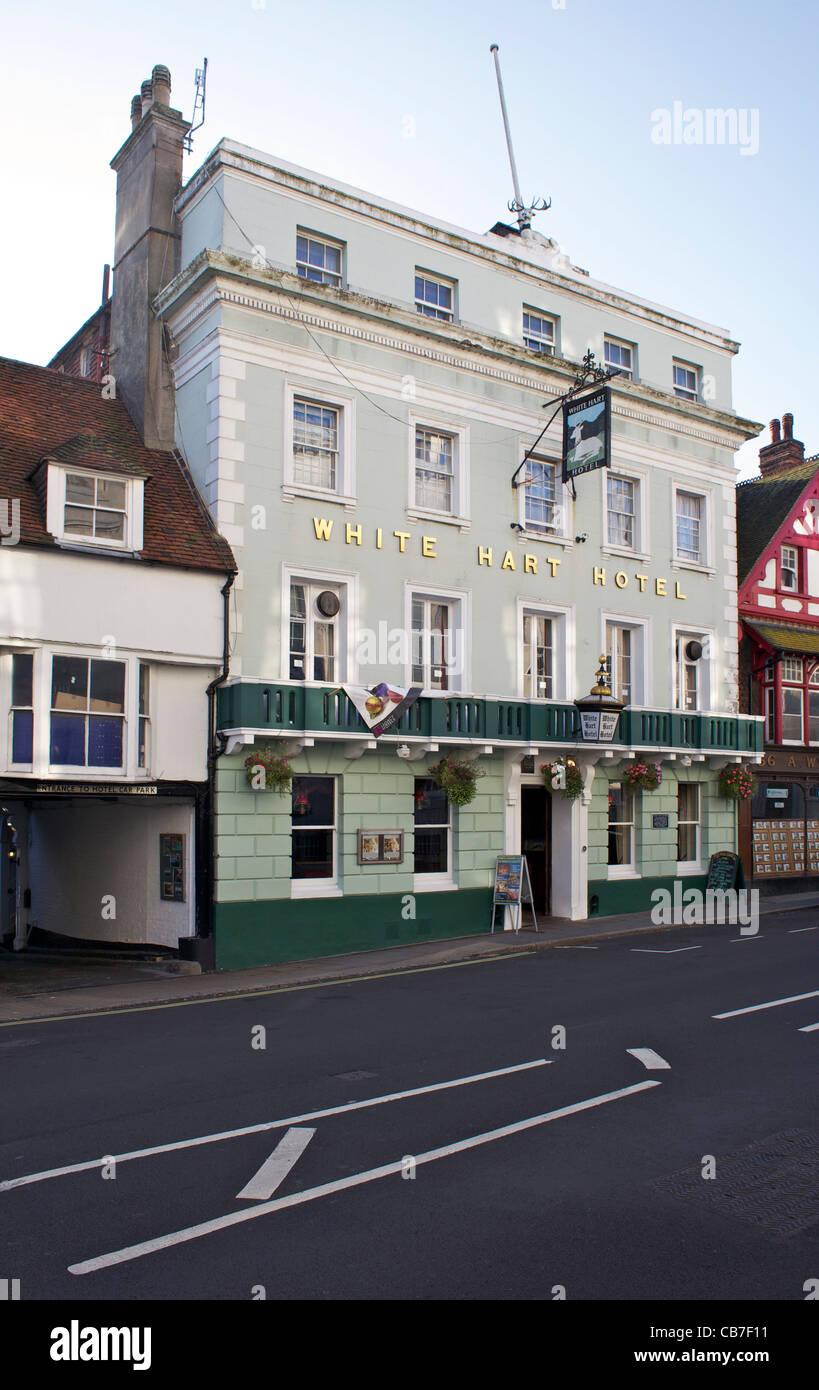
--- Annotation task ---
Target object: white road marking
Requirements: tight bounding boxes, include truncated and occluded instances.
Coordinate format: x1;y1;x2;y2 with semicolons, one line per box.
68;1081;661;1275
0;1058;551;1192
235;1127;315;1201
626;1048;671;1070
798;1022;819;1033
556;945;599;950
630;947;702;954
713;989;819;1020
789;926;819;934
730;936;764;942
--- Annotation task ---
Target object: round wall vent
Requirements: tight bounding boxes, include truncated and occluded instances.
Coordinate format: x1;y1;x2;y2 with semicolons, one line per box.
685;639;704;661
316;590;341;617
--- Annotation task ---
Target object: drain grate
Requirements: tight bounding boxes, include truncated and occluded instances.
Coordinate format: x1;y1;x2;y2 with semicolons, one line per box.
649;1129;819;1236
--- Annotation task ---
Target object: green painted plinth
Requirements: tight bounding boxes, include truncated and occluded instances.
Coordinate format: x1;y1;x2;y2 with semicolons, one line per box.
588;875;708;917
213;888;494;970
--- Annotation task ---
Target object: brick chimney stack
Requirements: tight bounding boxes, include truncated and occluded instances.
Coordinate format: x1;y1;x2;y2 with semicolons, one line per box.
758;413;806;477
110;65;191;450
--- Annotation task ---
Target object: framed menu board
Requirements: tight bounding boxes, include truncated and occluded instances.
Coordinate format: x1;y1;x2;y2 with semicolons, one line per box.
159;833;185;902
751;819;805;877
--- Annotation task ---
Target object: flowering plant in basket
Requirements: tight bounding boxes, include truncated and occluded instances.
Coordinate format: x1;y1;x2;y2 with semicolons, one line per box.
427;757;486;806
718;765;753;800
244;748;293;793
541;761;584;800
623;761;662;792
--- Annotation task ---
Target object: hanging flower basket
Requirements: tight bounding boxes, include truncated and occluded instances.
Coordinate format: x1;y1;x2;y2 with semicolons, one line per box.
623;761;662;792
541;761;584;800
244;748;293;793
718;765;753;801
427;757;486;807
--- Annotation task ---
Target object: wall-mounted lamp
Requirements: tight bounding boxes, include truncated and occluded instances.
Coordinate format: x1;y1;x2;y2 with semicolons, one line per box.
510;522;525;532
396;744;411;759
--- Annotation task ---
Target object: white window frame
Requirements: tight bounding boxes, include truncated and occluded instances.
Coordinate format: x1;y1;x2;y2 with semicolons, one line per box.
414;270;456;322
522;307;558;356
516;599;573;702
608;781;637;879
413;775;455;893
47;652;128;775
672;626;715;713
79;348;92;377
138;662;151;772
403;582;470;695
672;482;713;571
676;782;701;873
673;360;700;401
282;380;356;504
281;563;358;685
781;545;799;592
517;450;571;543
46;464;143;553
408;416;470;525
290;774;340;898
781;684;804;744
604;336;635;381
602;613;651;707
601;463;649;559
6;649;36;771
295;229;344;288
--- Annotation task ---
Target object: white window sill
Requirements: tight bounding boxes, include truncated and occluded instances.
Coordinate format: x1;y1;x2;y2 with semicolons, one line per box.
517;531;573;548
676;862;703;876
48;767;126;777
413;877;457;893
53;540;140;558
407;508;470;531
601;546;651;563
281;485;357;508
291;881;342;899
607;867;639;880
671;559;715;576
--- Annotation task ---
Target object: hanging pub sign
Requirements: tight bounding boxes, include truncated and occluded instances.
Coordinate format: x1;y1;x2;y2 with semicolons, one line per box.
562;386;611;482
343;682;423;737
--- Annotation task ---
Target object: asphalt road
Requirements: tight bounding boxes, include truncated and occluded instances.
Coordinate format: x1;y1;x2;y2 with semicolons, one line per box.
1;908;817;1302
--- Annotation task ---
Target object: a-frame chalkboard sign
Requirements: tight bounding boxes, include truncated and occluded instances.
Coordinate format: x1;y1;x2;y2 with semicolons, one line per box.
706;851;745;892
490;855;539;934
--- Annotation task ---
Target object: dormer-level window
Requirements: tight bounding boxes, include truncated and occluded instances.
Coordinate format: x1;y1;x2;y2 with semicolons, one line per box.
46;465;144;552
781;545;799;591
64;474;127;541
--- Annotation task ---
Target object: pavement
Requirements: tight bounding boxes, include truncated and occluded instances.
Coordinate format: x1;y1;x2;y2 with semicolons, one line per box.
1;889;817;1024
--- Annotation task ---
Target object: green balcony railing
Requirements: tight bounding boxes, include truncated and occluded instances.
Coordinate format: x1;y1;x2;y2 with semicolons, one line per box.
218;682;763;755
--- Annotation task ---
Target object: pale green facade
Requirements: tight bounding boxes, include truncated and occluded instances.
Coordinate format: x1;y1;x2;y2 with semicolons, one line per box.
159;140;762;969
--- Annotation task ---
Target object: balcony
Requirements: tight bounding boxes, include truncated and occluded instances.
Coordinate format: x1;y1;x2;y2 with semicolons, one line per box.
217;683;763;756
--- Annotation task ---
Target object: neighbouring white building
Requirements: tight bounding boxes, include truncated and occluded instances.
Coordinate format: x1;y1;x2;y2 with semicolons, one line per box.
0;355;234;953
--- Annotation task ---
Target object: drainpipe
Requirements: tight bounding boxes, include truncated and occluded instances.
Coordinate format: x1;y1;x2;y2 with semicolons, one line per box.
200;572;234;962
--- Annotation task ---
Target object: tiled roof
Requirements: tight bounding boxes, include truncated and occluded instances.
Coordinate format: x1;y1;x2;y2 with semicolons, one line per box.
0;355;235;574
736;458;819;584
743;620;819;656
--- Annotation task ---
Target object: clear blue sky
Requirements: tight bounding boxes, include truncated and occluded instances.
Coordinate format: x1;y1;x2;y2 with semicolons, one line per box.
3;0;816;476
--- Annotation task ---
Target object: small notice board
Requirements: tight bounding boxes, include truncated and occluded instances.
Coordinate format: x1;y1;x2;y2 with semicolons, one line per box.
491;856;538;934
705;850;744;892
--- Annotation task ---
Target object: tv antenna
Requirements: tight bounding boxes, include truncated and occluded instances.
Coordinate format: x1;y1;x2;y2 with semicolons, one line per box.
489;44;550;231
184;58;208;152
